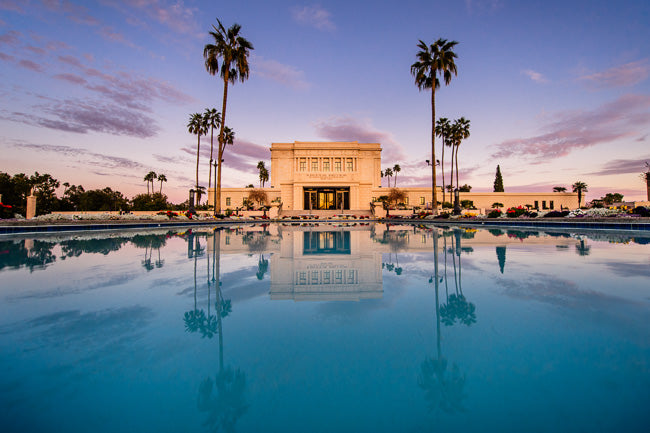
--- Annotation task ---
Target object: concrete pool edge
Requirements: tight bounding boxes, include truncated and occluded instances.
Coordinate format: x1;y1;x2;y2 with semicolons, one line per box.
1;217;649;235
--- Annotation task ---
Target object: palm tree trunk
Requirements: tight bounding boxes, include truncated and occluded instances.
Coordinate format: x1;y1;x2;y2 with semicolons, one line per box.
208;126;214;193
441;138;446;204
431;88;438;214
449;145;455;199
216;71;230;214
159;181;162;194
455;144;460;191
646;176;650;201
195;133;201;203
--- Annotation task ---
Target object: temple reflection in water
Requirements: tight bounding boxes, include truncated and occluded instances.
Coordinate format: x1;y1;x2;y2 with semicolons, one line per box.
270;226;382;301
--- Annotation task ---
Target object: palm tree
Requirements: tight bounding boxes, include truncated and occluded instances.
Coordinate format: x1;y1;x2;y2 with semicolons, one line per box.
144;171;157;195
157;173;167;194
392;164;401;187
452;117;470;191
204;108;222;193
204;19;254;213
188;113;207;202
435;117;451;203
384;167;393;188
195;185;207;205
257;161;267;188
411;38;459;213
572;181;588;208
553;186;567;193
642;162;650;201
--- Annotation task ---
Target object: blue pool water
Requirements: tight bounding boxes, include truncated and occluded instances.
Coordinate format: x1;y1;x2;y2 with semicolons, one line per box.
0;223;648;432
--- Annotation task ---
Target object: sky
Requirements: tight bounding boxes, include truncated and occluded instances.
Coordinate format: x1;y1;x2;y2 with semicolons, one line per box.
1;0;649;203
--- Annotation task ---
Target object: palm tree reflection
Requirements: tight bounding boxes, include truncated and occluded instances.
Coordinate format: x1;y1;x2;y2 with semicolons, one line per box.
197;229;247;432
419;227;467;414
440;229;476;327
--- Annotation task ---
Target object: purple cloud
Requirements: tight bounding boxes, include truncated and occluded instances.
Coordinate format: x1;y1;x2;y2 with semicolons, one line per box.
491;94;650;160
180;138;270;173
13;142;148;171
106;0;199;36
25;45;47;55
313;115;408;161
7;99;158;137
41;0;101;26
291;5;336;31
0;30;21;45
588;156;650;176
0;52;15;61
0;0;24;13
580;59;649;88
18;59;44;72
53;73;88;85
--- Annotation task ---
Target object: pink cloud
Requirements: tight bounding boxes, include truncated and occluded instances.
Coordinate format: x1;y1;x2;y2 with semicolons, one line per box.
492;94;650;160
0;52;15;61
0;0;25;13
313;115;408;161
579;59;650;88
41;0;101;26
588;156;650;176
522;69;548;83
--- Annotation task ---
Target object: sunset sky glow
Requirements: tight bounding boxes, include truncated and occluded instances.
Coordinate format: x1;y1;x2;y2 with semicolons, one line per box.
1;0;649;202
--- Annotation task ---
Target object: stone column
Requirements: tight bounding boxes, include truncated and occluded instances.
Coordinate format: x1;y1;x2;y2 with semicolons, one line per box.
26;189;36;219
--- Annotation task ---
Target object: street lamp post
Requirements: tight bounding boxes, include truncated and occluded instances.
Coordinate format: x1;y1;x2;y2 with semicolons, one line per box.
188;189;195;216
426;159;440;211
453;188;461;215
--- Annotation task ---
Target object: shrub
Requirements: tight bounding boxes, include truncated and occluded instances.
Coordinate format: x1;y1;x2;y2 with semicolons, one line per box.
491;202;504;208
442;201;453;209
460;199;474;209
543;210;570;218
506;206;526;218
632;206;650;217
435;213;450;219
487;209;502;218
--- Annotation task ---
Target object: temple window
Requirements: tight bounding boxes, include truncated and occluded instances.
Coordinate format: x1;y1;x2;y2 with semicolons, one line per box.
323;159;330;171
335;160;341;171
312;159;318;171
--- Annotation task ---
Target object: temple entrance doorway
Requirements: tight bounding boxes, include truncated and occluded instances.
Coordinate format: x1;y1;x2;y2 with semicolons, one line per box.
303;187;350;210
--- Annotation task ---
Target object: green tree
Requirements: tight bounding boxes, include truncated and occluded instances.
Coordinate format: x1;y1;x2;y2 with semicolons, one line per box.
493;165;504;192
188;113;208;203
29;172;60;215
411;38;458;213
602;192;624;205
458;184;471;192
204;19;254;213
552;186;566;193
435;117;451;203
393;164;401;187
157;173;167;194
572;181;588;208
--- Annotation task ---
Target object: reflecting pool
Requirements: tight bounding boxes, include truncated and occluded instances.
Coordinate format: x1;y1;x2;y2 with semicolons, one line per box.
1;223;649;432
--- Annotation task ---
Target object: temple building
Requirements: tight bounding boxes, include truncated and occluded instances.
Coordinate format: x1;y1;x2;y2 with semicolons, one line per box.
208;141;579;213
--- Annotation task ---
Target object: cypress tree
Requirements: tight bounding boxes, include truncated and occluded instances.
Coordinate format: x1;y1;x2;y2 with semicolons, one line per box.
493;165;504;192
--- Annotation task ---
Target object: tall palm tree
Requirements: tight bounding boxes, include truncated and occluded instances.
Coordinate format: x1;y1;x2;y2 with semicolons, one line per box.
204;108;222;193
452;117;470;191
435;117;451;203
204;19;254;213
643;162;650;201
188;113;208;203
384;167;393;188
572;181;588;208
411;38;458;213
257;161;266;188
157;173;167;194
144;171;157;195
393;164;401;187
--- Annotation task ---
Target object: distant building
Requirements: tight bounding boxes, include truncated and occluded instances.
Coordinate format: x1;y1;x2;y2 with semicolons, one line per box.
208;141;578;213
